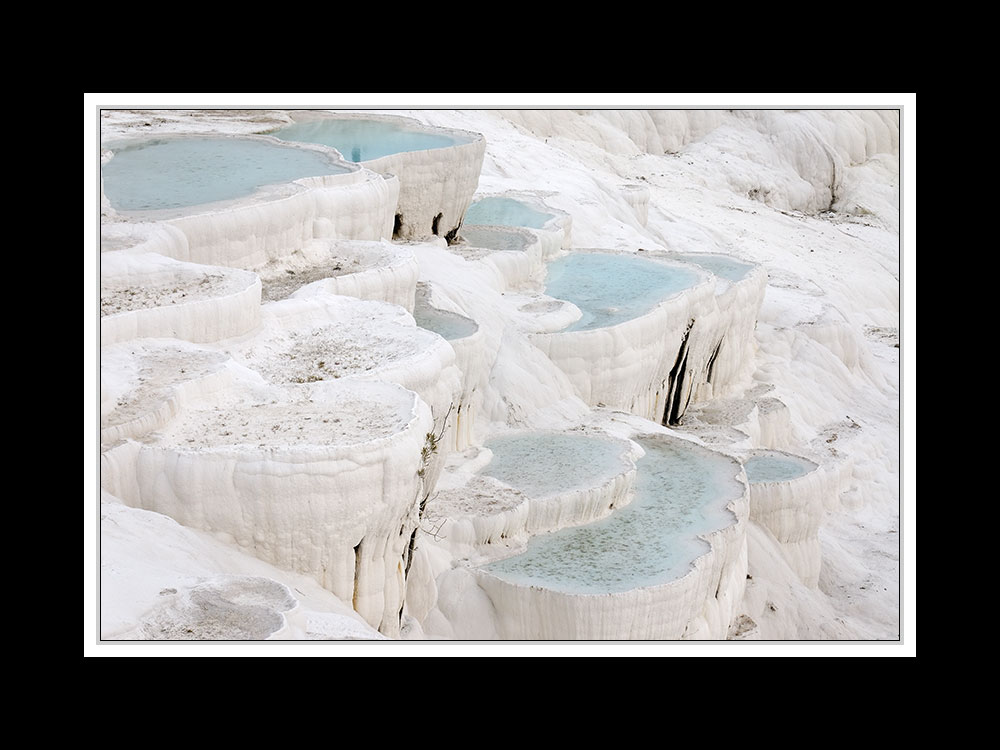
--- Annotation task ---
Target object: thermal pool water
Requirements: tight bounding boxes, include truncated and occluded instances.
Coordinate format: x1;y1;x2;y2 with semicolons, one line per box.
482;436;742;594
479;432;631;498
413;297;478;341
545;253;701;331
269;118;473;162
102;137;349;212
744;452;817;483
672;253;754;282
460;226;532;254
464;197;554;229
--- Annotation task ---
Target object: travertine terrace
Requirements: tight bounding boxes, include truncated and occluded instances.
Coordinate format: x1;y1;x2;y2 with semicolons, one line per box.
93;106;905;650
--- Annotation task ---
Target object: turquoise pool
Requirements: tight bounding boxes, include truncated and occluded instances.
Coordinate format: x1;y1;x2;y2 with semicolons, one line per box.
413;299;478;341
461;226;531;253
483;436;742;594
673;253;754;282
102;137;348;212
269;118;472;162
744;452;817;483
464;197;554;229
480;432;630;499
545;253;701;332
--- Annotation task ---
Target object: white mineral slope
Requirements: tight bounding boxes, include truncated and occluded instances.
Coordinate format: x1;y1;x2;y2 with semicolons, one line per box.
383;109;902;642
456;225;561;291
414;281;486;451
101;491;384;641
100;220;189;256
428;431;640;557
619;184;650;226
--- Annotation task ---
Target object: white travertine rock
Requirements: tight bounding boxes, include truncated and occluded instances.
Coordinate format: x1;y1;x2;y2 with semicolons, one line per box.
690;263;770;404
100;491;385;641
100;221;189;257
500;110;897;215
102;379;435;637
531;251;767;425
619;184;649;226
427;473;531;556
746;450;845;588
452;225;560;292
413;282;484;451
161;170;399;268
441;330;485;452
100;339;234;444
225;294;461;458
407;242;591;448
755;396;795;450
258;239;419;313
101;133;400;269
100;251;261;345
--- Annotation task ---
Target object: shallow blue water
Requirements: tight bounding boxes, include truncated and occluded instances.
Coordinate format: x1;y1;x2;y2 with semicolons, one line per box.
413;299;478;341
545;253;701;331
102;137;348;211
483;436;741;594
744;453;816;483
673;253;754;282
480;433;630;499
269;119;470;162
461;226;531;253
464;197;554;229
